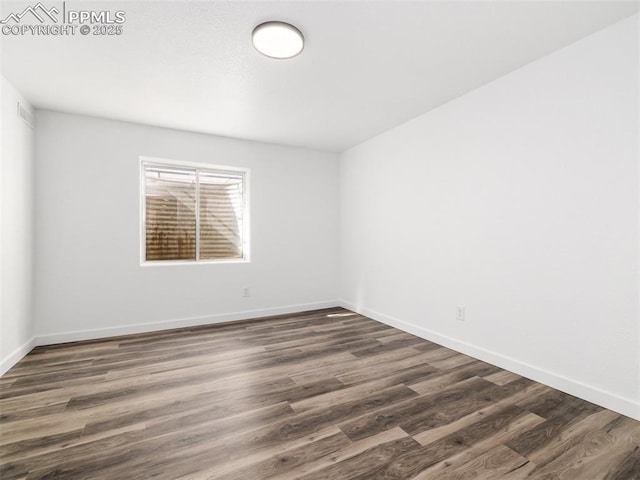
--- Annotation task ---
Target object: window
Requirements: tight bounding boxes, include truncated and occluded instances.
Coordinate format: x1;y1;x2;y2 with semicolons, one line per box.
141;159;248;263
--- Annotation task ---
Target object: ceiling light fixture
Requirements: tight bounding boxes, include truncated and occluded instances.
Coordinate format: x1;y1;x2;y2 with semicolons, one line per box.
252;21;304;59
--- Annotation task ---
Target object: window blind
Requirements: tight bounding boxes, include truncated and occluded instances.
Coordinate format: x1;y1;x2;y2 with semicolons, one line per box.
143;164;245;262
199;170;244;260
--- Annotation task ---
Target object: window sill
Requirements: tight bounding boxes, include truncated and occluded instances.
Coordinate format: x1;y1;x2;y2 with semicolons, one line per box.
141;258;250;267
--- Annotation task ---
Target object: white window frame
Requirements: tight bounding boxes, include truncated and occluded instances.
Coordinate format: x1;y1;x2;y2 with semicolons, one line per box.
140;156;250;266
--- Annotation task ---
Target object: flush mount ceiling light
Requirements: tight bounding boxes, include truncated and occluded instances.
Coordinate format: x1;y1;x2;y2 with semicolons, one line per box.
252;21;304;59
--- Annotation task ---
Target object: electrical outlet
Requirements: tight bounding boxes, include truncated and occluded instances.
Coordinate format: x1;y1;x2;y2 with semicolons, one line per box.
242;287;250;297
456;305;465;321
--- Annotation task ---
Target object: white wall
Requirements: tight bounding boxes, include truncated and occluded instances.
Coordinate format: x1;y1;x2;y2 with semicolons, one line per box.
34;111;339;342
340;14;640;419
0;76;36;375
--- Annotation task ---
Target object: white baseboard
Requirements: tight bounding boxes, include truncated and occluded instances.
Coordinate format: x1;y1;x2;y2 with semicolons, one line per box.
340;300;640;420
0;336;37;376
35;300;340;346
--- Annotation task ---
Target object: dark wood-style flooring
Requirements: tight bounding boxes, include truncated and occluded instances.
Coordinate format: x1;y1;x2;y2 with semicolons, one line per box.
1;308;639;479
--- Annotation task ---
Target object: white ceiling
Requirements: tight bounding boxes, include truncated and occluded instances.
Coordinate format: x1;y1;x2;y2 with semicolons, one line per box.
2;1;638;152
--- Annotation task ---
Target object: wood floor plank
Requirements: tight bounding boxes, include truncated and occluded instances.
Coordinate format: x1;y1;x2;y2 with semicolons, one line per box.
483;370;522;386
290;346;433;385
436;444;531;480
524;408;620;467
407;360;502;396
412;382;548;446
505;400;605;461
426;352;477;371
295;435;421;480
352;405;531;479
290;364;436;414
206;427;350;480
339;376;498;441
1;427;146;480
603;446;640;480
1;307;638;479
266;427;410;480
410;411;544;479
526;429;627;479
